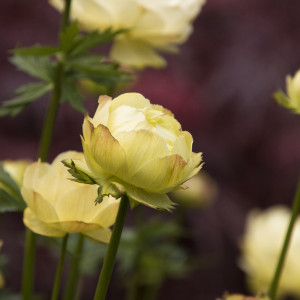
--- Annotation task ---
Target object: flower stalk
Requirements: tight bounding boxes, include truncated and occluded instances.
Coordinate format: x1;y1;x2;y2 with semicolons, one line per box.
22;0;72;299
268;179;300;300
51;234;69;300
63;234;85;300
93;194;129;300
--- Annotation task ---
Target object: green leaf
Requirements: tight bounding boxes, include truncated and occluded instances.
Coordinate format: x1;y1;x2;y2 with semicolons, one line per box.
13;45;60;56
0;189;26;212
69;28;124;57
0;82;52;116
61;78;86;113
0;163;26;212
10;54;55;82
60;22;79;54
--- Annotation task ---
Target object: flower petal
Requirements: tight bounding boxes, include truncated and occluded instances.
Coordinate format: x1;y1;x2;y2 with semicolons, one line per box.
130;154;187;192
22;188;59;223
115;129;169;176
90;95;112;127
90;195;120;227
89;124;128;178
22;161;50;189
120;183;175;211
83;227;112;243
110;37;166;69
55;185;99;223
23;208;65;237
173;131;192;162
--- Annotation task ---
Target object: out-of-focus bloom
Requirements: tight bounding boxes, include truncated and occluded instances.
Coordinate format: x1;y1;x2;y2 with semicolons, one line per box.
49;0;206;69
239;206;300;298
274;69;300;114
220;293;270;300
171;172;217;208
78;93;202;210
1;160;31;188
22;151;120;243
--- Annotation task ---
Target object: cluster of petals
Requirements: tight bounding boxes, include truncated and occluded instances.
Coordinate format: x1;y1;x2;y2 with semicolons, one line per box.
50;0;206;68
22;151;120;243
79;93;202;210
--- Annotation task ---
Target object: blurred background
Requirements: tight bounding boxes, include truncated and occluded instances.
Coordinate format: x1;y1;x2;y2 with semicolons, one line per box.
0;0;300;299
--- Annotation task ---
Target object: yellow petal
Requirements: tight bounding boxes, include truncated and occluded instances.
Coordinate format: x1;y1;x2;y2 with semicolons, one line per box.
181;152;203;183
23;208;65;237
55;184;99;223
109;93;150;111
130;154;187;192
110;37;166;69
89;124;128;178
22;161;50;189
115;129;169;176
173;131;192;162
90;195;120;227
22;188;59;223
121;183;175;211
83;227;112;243
90;95;112;127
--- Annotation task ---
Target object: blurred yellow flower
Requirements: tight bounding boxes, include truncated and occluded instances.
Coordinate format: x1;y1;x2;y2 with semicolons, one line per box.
239;206;300;298
49;0;206;69
274;69;300;114
78;93;202;210
221;293;270;300
171;172;217;208
1;160;31;188
22;151;120;243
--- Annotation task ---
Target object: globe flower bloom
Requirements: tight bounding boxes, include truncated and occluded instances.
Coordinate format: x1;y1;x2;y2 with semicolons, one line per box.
49;0;206;69
220;294;270;300
239;206;300;298
77;93;203;210
274;69;300;114
22;151;120;243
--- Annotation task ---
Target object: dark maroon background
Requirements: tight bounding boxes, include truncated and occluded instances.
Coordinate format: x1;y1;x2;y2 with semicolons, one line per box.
0;0;300;299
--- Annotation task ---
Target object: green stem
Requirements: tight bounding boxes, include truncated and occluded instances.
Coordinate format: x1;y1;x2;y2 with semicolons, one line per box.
268;179;300;300
93;194;129;300
22;1;73;299
51;234;69;300
21;229;36;300
63;234;85;300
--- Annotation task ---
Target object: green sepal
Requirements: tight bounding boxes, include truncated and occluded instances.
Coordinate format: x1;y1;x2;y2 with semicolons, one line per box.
62;159;96;185
13;45;60;56
94;181;122;204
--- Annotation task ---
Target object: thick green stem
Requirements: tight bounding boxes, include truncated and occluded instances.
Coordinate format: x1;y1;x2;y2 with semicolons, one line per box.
21;229;36;300
63;234;85;300
51;234;69;300
268;179;300;300
93;194;129;300
21;1;73;299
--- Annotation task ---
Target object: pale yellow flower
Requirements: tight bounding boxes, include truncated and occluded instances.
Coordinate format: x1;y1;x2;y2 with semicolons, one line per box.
171;172;217;208
221;294;270;300
1;160;31;187
49;0;206;69
285;69;300;113
239;206;300;298
22;151;120;243
78;93;202;210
